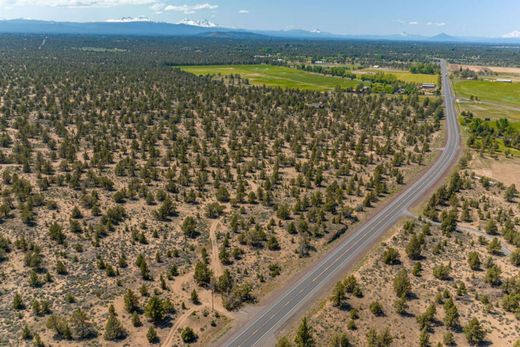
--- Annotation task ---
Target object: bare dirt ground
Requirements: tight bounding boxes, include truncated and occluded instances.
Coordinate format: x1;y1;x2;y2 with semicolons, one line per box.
470;155;520;187
450;64;520;75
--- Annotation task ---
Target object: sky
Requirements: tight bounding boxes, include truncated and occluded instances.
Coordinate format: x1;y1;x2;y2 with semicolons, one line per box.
0;0;519;38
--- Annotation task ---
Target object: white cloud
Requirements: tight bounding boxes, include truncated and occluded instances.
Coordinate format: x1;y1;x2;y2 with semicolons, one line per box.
427;21;446;27
238;9;248;14
105;15;150;22
400;20;446;27
0;0;218;13
163;3;217;14
502;30;520;38
150;2;163;12
1;0;156;7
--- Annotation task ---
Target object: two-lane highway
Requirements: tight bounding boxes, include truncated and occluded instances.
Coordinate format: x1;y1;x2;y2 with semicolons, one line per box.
220;60;460;347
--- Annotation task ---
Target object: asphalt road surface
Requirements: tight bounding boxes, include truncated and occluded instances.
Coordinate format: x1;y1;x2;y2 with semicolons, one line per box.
220;59;460;347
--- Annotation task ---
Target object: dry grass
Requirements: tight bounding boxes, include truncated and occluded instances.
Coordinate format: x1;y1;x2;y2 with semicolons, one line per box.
281;161;520;346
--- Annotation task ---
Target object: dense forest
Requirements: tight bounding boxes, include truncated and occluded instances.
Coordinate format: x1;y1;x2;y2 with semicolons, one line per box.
1;34;520;68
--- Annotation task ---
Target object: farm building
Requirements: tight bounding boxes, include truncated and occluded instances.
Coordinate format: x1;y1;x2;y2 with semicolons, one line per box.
496;78;512;83
421;83;436;89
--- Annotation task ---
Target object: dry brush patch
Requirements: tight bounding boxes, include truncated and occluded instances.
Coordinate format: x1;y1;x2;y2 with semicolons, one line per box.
0;43;443;345
282;169;519;346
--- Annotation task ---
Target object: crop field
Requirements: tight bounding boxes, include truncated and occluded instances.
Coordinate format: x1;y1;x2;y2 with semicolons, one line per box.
454;79;520;107
179;64;359;91
456;101;520;121
359;68;438;84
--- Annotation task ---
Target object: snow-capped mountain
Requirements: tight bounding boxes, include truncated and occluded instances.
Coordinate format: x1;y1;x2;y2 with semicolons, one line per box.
178;18;217;28
105;16;151;23
0;18;519;43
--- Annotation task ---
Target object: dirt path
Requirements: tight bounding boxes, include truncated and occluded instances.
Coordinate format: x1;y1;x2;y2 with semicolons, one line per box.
38;37;47;50
209;218;224;277
161;307;195;347
421;217;512;256
457;223;513;256
163;270;231;346
160;218;233;346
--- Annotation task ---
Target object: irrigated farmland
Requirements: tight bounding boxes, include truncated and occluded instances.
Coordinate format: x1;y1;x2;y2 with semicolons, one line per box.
180;64;360;91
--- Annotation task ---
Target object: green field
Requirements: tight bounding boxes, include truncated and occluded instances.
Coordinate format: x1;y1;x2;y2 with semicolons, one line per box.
179;65;359;91
454;79;520;107
360;69;438;84
456;101;520;121
454;79;520;121
454;78;520;156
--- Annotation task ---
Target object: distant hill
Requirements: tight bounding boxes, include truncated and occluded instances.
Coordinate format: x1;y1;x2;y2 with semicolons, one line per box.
427;33;462;42
0;19;229;36
200;31;269;39
0;18;519;44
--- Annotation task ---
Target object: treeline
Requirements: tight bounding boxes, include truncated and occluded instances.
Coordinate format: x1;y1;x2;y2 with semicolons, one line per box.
462;112;520;155
1;34;519;69
409;63;439;74
453;68;479;79
292;65;421;94
358;72;419;94
295;64;357;79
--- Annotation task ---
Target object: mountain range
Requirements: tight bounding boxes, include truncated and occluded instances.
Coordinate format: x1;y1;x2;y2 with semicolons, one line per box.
0;18;519;44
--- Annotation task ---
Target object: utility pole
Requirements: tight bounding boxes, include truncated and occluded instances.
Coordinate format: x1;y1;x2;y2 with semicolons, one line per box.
211;285;214;312
207;277;215;313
